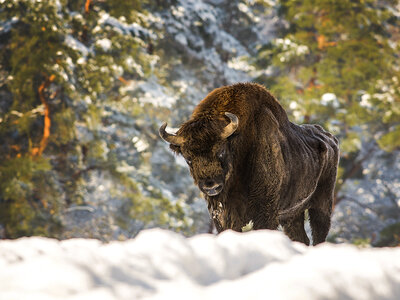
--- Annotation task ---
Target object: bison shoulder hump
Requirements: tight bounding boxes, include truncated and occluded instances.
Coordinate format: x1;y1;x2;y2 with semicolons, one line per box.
313;124;339;145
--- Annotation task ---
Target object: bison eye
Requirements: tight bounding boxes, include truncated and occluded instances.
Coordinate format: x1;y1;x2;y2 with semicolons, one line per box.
218;149;225;160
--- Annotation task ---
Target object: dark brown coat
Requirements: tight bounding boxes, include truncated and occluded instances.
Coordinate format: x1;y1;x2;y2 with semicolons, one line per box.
159;83;339;245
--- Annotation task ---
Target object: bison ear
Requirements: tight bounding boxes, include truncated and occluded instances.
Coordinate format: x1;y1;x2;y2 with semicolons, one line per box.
169;144;181;154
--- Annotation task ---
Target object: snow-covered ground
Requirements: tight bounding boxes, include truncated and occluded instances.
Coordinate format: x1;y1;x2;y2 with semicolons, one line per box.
1;229;400;300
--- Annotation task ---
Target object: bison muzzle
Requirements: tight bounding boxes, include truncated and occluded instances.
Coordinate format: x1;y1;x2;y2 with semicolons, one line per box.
159;83;339;245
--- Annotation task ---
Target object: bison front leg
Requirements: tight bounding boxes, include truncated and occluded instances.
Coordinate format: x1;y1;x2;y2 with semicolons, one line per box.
246;198;280;231
282;212;310;245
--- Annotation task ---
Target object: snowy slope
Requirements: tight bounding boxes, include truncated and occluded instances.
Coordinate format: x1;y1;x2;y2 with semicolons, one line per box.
1;229;400;300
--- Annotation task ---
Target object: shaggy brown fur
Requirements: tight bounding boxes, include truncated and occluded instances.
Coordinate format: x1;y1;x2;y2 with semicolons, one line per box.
159;83;339;245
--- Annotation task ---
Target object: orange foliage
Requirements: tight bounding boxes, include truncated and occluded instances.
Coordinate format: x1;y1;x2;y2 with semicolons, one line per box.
118;76;129;85
85;0;91;14
317;35;337;50
32;75;55;157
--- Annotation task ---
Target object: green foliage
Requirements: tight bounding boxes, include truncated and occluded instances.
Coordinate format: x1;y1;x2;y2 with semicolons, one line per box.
374;74;400;151
51;108;76;145
0;1;73;237
378;126;400;152
0;155;50;202
129;192;190;232
0;155;63;237
0;0;176;239
258;0;398;128
105;0;143;23
352;237;372;248
109;166;193;235
340;132;361;154
146;0;178;11
374;222;400;247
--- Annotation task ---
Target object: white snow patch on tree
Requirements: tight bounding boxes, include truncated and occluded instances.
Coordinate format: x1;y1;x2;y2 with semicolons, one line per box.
321;93;340;108
121;76;177;108
96;38;112;51
65;35;90;57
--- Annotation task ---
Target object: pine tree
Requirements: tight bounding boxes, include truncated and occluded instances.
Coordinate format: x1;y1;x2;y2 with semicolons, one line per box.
0;0;75;237
0;0;192;239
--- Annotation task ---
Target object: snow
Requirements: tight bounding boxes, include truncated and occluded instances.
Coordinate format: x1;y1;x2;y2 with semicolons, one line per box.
0;17;18;35
132;136;149;152
275;38;309;62
360;93;373;108
96;38;112;51
321;93;340;108
65;35;90;57
121;76;177;108
99;12;155;40
1;229;400;300
175;32;188;45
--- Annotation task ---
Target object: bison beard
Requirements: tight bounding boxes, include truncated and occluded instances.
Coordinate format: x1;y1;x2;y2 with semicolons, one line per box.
159;83;339;245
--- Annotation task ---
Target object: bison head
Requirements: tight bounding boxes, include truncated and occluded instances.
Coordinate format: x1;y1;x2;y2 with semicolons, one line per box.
159;112;238;197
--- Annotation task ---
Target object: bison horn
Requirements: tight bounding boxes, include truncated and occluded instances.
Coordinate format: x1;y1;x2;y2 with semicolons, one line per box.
159;123;184;146
221;112;239;139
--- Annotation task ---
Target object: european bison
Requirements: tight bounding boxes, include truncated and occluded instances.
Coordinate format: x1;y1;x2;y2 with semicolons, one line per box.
159;83;339;245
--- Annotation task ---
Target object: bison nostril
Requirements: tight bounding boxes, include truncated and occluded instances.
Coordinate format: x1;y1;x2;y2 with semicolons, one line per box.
200;179;223;196
202;178;223;189
204;179;215;187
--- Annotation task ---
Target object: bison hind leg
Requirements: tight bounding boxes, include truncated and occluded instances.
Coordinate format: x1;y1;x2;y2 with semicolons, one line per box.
308;178;334;245
309;208;331;245
282;212;310;245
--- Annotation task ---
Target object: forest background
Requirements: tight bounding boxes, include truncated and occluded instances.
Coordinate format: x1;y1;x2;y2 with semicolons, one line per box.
0;0;399;247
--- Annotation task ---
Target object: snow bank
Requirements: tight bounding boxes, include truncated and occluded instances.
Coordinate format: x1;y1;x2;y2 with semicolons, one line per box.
1;229;400;300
